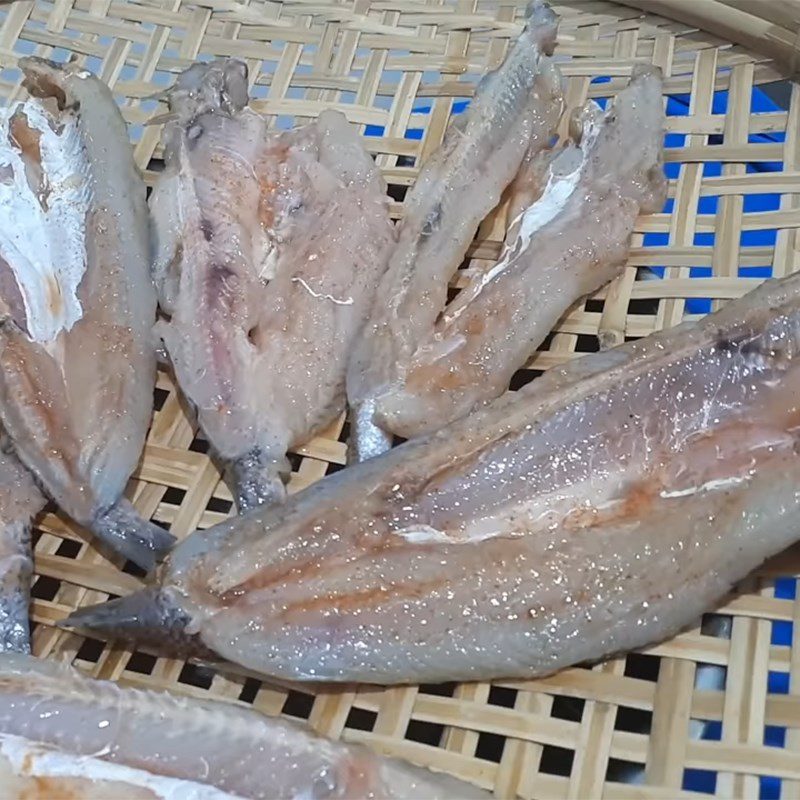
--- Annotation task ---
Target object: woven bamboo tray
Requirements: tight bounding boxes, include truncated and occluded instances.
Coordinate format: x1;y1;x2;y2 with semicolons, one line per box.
2;0;799;797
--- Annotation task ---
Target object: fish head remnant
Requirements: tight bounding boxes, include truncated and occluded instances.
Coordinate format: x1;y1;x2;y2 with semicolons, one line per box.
162;58;249;128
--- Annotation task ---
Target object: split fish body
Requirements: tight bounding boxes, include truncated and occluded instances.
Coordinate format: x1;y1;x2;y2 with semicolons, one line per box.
0;59;171;571
0;653;487;798
151;60;395;510
374;65;667;438
346;1;565;461
65;271;800;684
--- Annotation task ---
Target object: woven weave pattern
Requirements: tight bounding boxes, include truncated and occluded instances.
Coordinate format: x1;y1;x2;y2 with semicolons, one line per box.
1;0;799;796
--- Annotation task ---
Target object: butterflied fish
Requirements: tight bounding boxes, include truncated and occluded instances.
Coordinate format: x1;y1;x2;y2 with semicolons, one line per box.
0;59;171;571
373;65;667;438
346;1;564;462
0;438;43;653
0;653;487;798
66;270;800;684
150;60;395;511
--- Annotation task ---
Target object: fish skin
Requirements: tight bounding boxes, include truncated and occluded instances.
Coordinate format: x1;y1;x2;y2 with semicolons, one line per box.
374;66;667;438
65;270;800;684
0;58;172;571
346;1;564;462
0;439;43;654
151;60;395;511
0;653;488;799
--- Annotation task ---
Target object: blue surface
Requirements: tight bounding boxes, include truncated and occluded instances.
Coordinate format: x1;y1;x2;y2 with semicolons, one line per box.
372;84;795;797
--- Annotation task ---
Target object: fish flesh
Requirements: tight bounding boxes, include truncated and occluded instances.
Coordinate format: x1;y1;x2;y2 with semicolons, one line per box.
150;59;395;510
373;65;667;438
346;1;564;462
65;269;800;684
0;438;43;653
0;653;487;799
0;59;171;571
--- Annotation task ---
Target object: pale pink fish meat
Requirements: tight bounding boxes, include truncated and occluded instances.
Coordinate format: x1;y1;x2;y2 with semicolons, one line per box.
0;59;171;571
0;653;487;799
150;60;395;510
374;66;667;438
66;270;800;684
346;1;564;462
0;438;43;653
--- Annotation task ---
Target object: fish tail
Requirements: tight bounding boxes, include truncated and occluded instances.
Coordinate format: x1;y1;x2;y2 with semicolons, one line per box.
0;521;33;654
59;587;204;655
348;401;393;464
91;499;176;572
228;448;288;512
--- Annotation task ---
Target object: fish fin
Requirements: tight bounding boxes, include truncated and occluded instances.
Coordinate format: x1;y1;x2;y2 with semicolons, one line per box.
228;448;288;512
348;401;393;464
59;587;205;655
91;499;176;572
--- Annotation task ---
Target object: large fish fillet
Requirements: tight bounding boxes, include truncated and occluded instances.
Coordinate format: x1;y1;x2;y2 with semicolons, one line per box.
346;1;564;461
0;59;171;571
66;270;800;684
0;653;486;799
150;60;395;510
0;439;43;653
374;65;667;438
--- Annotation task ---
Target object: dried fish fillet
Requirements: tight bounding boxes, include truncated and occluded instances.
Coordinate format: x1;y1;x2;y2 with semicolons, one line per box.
375;66;667;438
0;59;171;571
67;271;800;684
0;440;43;653
0;653;487;799
346;1;564;461
151;60;395;510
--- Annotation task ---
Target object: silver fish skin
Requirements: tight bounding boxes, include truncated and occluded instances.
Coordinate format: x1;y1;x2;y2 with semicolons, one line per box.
374;65;667;438
0;653;487;799
346;1;564;462
0;59;171;571
66;270;800;684
0;440;43;654
151;60;395;511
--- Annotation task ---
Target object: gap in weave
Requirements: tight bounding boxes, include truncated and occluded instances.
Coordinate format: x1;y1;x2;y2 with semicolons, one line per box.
282;689;315;721
206;495;233;515
75;636;105;665
614;705;652;735
509;368;542;392
538;744;574;777
405;718;445;747
162;486;187;507
126;651;158;676
345;706;378;733
178;661;216;690
419;682;456;697
31;574;60;602
153;386;169;412
550;695;584;722
475;731;506;762
55;538;82;560
238;677;262;705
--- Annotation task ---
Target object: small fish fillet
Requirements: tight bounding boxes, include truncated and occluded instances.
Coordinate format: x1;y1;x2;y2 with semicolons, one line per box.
0;653;487;799
0;59;172;571
65;271;800;684
346;1;564;462
375;66;666;437
0;438;43;654
151;60;395;510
